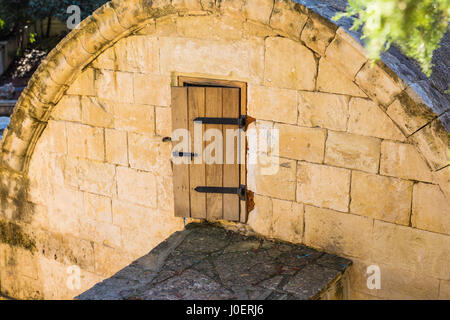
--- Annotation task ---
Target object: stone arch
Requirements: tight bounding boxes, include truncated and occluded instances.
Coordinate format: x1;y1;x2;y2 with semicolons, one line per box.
0;0;448;300
0;0;447;176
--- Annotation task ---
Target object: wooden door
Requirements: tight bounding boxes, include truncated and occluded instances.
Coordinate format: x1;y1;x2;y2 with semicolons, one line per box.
171;85;246;222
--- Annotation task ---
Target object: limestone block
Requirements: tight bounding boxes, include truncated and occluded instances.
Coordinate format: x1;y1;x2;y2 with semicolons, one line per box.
412;183;450;235
348;98;405;141
114;36;159;73
432;166;450;201
128;133;172;175
116;166;158;208
113;102;155;134
93;243;135;277
154;15;178;36
372;220;450;280
155;107;172;137
243;20;277;39
386;88;437;136
325;131;380;173
350;171;412;225
271;199;303;244
83;192;113;224
300;15;336;55
156;176;174;212
81;96;114;128
409;115;448;171
47;188;84;237
297;162;350;212
317;58;366;97
176;15;244;40
95;70;134;103
42;120;67;155
247;194;273;236
67;122;104;161
254;156;296;201
355;61;405;107
79;218;121;248
440;280;450;299
92;46;116;70
325;28;367;80
304;206;373;260
51;95;81;122
298;91;349;131
67;68;95;96
270;0;308;38
134;73;171;106
159;37;264;83
112;199;156;232
243;0;273;24
264;37;316;91
105;129;128;166
76;158;116;196
380;141;432;182
247;85;298;124
274;123;326;163
219;0;244;17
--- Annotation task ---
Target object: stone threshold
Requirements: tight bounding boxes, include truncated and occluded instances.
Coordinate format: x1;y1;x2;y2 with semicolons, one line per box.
77;223;352;300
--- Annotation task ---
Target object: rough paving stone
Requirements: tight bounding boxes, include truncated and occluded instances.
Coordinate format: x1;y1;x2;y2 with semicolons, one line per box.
77;223;351;300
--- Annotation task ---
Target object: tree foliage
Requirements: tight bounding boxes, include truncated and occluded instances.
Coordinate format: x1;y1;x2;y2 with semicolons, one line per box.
334;0;449;76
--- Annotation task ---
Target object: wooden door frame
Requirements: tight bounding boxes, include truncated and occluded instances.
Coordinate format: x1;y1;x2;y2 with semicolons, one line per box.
176;76;249;223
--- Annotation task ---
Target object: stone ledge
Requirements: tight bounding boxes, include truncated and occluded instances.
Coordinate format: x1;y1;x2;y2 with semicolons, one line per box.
76;222;352;300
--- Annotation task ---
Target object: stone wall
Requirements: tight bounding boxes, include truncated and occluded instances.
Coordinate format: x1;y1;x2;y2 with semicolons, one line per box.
0;0;448;300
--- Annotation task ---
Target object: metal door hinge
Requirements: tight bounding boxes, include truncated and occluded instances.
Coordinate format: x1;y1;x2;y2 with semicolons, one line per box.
194;185;246;200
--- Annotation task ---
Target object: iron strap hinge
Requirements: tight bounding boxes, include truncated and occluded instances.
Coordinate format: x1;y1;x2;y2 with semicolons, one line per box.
193;115;247;129
194;185;246;200
172;151;198;158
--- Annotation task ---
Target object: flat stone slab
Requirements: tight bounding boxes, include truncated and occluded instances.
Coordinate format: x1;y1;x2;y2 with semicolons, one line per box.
77;223;352;300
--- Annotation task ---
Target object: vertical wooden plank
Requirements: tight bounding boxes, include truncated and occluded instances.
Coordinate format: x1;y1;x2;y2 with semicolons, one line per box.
205;87;223;220
171;87;190;217
239;84;247;223
189;87;206;219
222;87;240;221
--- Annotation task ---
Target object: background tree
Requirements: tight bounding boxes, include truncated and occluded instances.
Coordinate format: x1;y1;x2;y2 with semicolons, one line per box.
334;0;449;76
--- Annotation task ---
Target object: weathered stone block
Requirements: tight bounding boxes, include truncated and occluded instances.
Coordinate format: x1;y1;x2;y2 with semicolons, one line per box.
386;88;437;136
81;97;114;128
325;28;367;80
247;194;273;236
113;102;155;134
254;156;296;201
380;141;432;182
159;37;264;83
67;123;104;161
116;166;157;208
274;123;325;163
176;15;244;40
83;192;113;224
248;85;298;124
412;183;450;235
67;68;95;96
93;243;135;277
76;158;116;197
355;61;405;107
95;70;134;103
128;133;172;175
264;37;316;91
270;0;308;39
114;36;159;73
271;199;303;244
301;15;336;55
325;131;380;173
112;199;154;231
155;107;172;137
51;95;81;122
350;171;412;225
304;206;373;260
317;58;366;97
92;46;115;70
134;74;171;107
372;220;450;280
440;280;450;299
79;218;121;248
105;129;128;166
297;162;350;212
409;115;449;171
348;98;405;141
298;91;349;131
243;0;273;24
